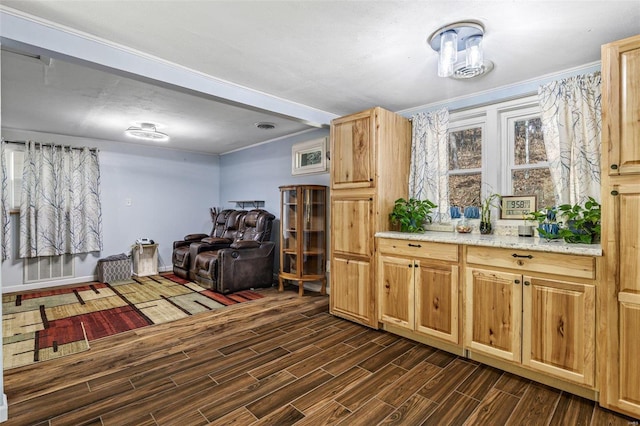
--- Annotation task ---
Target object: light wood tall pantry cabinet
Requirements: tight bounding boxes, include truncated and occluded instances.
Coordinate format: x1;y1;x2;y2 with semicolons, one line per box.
329;107;411;328
600;34;640;418
278;185;327;296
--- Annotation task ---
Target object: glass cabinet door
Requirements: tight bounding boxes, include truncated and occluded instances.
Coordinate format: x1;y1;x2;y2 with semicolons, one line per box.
302;188;325;276
281;187;299;276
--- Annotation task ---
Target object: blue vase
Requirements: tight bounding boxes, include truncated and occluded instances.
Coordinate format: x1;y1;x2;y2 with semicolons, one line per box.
539;223;559;239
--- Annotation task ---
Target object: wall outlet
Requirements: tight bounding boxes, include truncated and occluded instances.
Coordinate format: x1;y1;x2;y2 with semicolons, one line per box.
326;261;330;273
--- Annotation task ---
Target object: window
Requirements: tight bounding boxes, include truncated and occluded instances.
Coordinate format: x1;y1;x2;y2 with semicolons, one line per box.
500;102;553;211
5;145;24;210
448;121;483;209
509;116;554;210
444;95;553;216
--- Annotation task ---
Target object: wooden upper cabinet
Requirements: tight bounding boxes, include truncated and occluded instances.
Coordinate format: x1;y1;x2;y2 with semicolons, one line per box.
602;35;640;176
330;109;375;189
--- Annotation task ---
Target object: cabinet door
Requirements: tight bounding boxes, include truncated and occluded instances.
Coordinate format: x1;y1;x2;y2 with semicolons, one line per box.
465;268;522;362
601;183;640;416
522;276;595;386
602;35;640;176
330;255;376;327
617;293;640;415
300;187;326;278
330;110;374;189
415;262;459;344
331;196;373;258
378;255;414;330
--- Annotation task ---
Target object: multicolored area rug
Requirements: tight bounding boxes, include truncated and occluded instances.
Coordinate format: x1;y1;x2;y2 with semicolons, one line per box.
2;273;264;369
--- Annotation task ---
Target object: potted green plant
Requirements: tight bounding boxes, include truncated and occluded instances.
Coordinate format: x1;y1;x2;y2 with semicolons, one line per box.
556;197;601;244
390;197;437;232
479;193;501;234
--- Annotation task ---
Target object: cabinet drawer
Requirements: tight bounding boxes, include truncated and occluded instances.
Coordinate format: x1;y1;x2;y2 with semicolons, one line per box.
466;246;595;280
378;238;458;262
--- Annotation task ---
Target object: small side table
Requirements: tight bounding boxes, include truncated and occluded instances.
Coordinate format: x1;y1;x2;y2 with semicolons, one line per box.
132;243;159;277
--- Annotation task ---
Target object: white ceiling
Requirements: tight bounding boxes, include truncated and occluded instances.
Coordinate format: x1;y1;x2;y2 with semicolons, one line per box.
1;1;639;155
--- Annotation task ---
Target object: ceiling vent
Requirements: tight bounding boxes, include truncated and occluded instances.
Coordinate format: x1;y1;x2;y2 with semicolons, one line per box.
451;60;494;80
255;122;276;130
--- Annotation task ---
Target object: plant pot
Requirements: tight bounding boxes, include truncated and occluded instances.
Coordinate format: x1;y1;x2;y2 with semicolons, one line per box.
518;225;534;237
564;220;599;244
479;221;492;234
537;223;560;240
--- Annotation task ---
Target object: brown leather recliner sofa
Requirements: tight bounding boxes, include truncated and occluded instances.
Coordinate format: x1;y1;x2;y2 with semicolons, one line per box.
172;208;276;294
172;208;238;279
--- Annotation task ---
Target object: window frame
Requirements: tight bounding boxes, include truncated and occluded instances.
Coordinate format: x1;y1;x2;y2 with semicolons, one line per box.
4;144;24;212
445;94;550;217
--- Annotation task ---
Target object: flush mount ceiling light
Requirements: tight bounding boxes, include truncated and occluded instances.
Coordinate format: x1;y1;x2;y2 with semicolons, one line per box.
125;122;169;142
427;21;493;79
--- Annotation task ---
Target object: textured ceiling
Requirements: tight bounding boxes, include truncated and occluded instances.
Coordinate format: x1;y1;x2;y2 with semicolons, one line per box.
1;1;639;154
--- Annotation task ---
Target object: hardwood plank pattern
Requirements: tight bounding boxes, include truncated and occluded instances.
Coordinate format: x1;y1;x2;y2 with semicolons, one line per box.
3;289;638;425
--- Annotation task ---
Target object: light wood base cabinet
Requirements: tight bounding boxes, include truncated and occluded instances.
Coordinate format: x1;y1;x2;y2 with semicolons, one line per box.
465;248;596;388
523;276;595;386
378;238;459;346
465;269;521;362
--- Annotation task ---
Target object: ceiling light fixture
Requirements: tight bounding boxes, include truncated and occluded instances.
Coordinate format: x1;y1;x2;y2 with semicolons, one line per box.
125;122;169;142
428;21;493;79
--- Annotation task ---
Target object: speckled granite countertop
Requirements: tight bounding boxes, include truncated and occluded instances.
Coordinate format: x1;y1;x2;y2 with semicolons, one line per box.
375;231;602;257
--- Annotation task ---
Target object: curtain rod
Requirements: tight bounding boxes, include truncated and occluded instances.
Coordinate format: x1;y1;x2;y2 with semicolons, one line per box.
3;140;99;152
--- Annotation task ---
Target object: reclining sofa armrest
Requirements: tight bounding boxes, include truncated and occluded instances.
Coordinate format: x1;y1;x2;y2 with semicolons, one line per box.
189;240;233;267
217;242;275;294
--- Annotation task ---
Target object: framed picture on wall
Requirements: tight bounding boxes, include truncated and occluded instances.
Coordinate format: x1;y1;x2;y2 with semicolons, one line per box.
291;137;328;176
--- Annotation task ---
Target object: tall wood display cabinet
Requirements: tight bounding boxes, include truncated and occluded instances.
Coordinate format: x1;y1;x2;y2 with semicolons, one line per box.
329;107;411;327
600;34;640;418
278;185;327;296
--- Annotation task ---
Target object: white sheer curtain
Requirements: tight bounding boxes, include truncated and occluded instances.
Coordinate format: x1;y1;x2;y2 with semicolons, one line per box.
19;141;103;258
0;140;11;261
408;108;450;222
538;72;602;205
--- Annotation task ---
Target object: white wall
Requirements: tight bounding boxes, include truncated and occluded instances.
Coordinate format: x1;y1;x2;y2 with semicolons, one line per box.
1;129;220;292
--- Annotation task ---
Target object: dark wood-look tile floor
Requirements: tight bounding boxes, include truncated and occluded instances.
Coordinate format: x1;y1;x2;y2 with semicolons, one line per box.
3;287;638;426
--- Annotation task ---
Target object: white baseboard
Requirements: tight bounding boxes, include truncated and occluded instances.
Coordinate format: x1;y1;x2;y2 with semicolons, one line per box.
3;265;174;294
2;275;98;294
